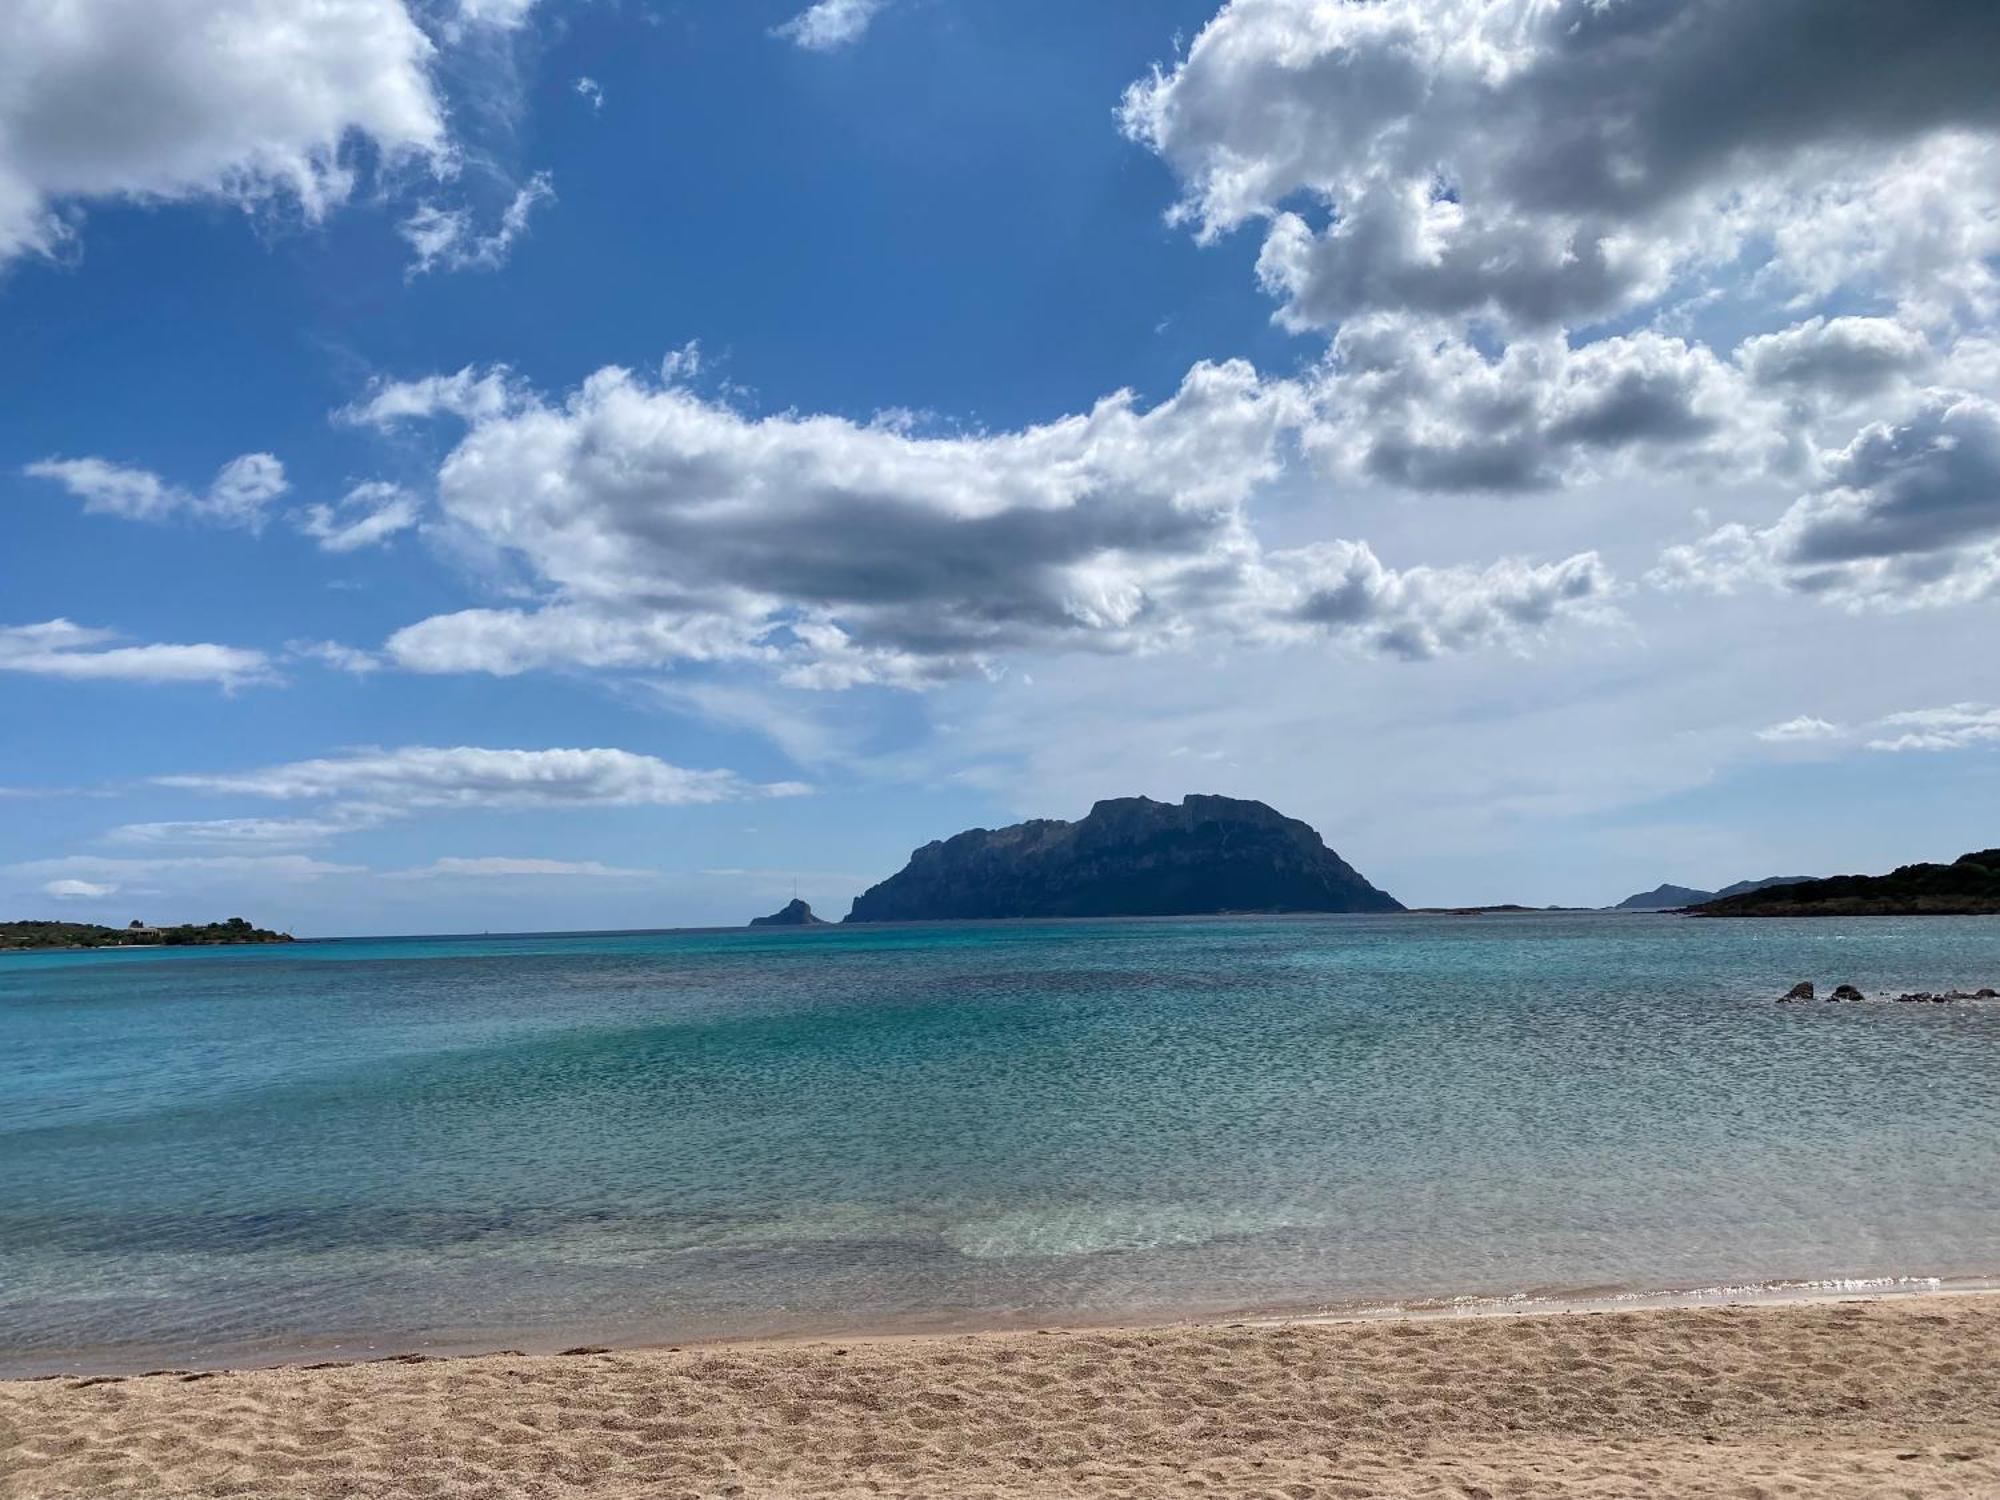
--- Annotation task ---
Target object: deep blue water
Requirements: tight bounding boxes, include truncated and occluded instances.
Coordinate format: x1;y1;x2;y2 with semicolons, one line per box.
3;913;1999;1373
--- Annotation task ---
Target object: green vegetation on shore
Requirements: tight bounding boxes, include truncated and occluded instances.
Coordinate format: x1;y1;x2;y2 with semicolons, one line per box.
1693;850;2000;917
0;917;295;951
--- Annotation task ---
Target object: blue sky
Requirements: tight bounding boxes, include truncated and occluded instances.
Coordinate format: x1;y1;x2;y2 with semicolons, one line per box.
4;0;1999;933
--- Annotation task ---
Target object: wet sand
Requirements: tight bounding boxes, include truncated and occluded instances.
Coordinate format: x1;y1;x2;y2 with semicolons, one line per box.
3;1294;1996;1497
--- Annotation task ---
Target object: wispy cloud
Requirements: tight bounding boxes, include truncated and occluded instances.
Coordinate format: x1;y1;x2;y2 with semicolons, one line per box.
1755;703;2000;753
0;620;271;688
389;856;653;879
1755;715;1843;744
11;855;364;885
295;482;421;553
43;878;117;900
287;640;383;675
401;173;555;277
104;815;378;849
26;453;286;530
157;745;808;811
1867;704;2000;752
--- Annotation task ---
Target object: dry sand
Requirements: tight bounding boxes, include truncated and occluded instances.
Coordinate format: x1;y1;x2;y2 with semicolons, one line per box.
4;1295;1998;1498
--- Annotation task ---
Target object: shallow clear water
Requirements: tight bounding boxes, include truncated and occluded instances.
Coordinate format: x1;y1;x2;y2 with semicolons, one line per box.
3;913;1998;1373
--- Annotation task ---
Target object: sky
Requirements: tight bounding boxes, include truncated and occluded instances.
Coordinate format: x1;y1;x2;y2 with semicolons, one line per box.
3;0;1998;935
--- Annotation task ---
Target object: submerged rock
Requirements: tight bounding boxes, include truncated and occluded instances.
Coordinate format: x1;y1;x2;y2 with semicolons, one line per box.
1830;984;1866;1003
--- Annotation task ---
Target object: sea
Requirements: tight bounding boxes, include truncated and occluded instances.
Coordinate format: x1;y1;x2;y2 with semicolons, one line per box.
4;912;1998;1375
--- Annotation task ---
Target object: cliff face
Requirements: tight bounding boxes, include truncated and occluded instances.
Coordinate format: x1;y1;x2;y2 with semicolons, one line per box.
1693;850;2000;917
844;795;1401;922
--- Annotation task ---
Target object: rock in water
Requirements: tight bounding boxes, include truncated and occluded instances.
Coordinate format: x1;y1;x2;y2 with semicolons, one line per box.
844;794;1401;922
1780;982;1816;1003
749;898;828;927
1830;984;1866;1002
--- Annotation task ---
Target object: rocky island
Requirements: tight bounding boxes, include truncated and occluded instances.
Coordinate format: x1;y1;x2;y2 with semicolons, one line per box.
0;917;295;951
1693;849;2000;917
844;794;1400;922
748;898;829;927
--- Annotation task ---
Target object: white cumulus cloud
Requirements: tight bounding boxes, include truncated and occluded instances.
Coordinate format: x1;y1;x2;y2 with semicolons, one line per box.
1265;542;1614;661
351;359;1611;682
1305;318;1779;493
0;0;449;265
1122;0;2000;332
1117;0;2000;560
1738;318;1934;402
1654;392;2000;608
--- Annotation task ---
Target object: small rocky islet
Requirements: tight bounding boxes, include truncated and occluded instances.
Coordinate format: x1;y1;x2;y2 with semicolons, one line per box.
746;898;829;927
1776;980;1999;1005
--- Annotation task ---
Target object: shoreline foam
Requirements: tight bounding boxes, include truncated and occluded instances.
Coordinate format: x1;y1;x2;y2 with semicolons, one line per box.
8;1269;1996;1382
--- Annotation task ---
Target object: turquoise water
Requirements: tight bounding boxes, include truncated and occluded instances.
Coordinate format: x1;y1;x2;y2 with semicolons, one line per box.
3;913;1999;1373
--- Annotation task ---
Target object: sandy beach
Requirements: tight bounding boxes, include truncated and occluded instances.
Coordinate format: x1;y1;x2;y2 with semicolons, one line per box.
4;1294;1996;1498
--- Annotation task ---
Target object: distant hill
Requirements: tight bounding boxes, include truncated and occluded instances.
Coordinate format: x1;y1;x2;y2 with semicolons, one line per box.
844;794;1401;922
1408;904;1549;915
748;899;828;927
0;917;294;951
1712;876;1817;900
1693;850;2000;917
1613;875;1815;911
1613;884;1715;911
